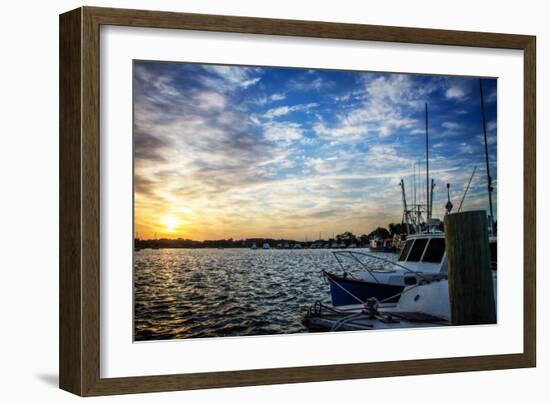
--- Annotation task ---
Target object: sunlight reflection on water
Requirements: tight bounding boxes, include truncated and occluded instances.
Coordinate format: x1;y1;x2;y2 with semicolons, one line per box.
134;248;395;340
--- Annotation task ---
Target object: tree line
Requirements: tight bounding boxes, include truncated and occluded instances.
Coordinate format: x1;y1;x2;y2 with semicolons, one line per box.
135;222;416;249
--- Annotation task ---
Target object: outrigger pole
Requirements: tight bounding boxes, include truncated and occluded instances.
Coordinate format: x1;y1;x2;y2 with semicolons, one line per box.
479;79;495;235
458;166;477;212
425;103;430;222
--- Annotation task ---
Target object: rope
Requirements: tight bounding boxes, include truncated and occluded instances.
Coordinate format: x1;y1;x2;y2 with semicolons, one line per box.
324;272;367;305
330;311;371;331
332;250;429;281
378;283;420;304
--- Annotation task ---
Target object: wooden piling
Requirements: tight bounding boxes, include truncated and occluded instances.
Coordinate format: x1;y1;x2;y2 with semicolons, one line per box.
444;211;496;325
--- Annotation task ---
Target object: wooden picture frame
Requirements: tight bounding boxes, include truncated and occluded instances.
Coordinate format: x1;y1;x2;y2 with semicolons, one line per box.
59;6;536;396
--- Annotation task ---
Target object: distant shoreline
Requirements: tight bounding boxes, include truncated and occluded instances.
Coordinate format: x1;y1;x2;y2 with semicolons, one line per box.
135;225;415;251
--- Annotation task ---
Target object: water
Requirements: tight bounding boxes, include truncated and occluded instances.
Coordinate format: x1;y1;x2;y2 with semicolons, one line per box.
134;248;394;341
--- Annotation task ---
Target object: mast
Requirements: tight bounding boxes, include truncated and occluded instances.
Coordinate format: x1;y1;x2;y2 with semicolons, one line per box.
414;163;417;209
425;103;430;221
479;79;495;235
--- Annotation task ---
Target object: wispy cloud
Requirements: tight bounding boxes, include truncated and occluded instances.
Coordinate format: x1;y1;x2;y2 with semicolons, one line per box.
264;102;318;119
133;61;497;240
445;85;466;99
263;121;303;142
442;121;461;130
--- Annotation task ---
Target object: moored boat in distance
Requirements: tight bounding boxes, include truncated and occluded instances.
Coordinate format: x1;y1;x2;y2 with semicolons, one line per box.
262;242;270;249
368;238;397;253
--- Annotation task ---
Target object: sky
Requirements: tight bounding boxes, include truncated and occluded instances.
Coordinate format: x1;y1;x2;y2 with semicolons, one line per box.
133;61;497;241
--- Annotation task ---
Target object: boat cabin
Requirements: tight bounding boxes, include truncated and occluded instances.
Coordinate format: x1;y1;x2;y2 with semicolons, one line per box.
397;233;497;273
397;234;447;273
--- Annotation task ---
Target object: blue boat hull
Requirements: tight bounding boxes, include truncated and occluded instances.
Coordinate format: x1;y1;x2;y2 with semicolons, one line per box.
325;272;404;306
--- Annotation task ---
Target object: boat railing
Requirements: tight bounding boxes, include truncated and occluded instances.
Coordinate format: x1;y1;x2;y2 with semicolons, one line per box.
332;250;428;283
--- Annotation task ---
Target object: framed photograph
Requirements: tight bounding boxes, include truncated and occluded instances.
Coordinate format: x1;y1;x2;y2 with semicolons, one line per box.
59;6;536;396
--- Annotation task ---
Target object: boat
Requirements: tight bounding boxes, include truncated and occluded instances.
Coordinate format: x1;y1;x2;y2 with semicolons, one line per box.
325;229;497;307
368;238;397;253
262;242;270;249
305;278;450;331
251;242;257;250
325;231;447;306
306;268;497;332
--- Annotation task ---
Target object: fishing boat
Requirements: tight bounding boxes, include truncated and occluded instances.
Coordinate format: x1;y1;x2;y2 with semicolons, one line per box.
325;229;497;307
325;231;447;306
321;90;499;312
262;242;270;249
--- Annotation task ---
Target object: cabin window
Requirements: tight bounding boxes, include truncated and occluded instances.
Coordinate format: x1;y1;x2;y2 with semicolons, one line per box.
422;238;445;263
398;240;414;261
406;238;428;262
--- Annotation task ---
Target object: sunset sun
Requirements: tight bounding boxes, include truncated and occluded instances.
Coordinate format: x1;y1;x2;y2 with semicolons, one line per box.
163;216;178;232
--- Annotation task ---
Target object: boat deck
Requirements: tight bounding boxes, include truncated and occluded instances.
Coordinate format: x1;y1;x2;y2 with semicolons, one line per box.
303;302;448;332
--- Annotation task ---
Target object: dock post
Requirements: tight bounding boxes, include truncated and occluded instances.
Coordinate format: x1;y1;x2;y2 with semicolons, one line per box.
444;211;496;325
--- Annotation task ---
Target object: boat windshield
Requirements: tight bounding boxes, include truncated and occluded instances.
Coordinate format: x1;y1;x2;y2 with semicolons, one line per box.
407;238;428;262
398;240;413;261
422;238;445;263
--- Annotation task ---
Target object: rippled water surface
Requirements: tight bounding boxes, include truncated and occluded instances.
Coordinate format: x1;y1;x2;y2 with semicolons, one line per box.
134;248;393;340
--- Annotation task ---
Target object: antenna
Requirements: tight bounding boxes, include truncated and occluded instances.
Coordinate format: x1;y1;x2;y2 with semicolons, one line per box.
479;79;495;235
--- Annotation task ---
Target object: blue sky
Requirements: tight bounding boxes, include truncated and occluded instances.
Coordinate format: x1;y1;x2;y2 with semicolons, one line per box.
133;61;497;241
